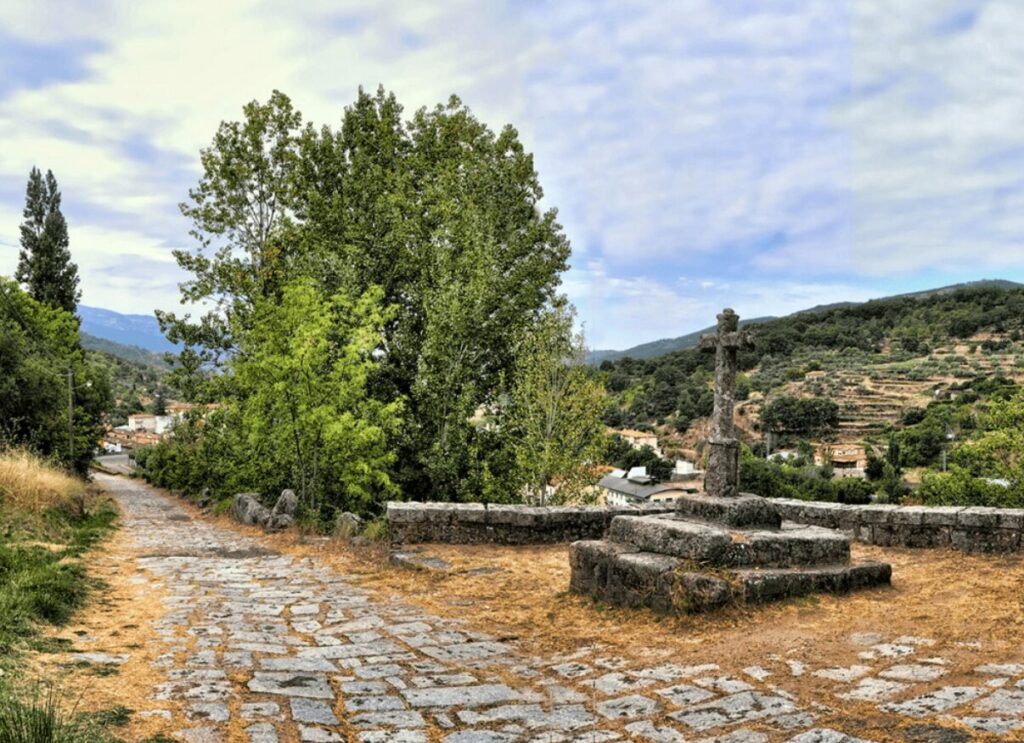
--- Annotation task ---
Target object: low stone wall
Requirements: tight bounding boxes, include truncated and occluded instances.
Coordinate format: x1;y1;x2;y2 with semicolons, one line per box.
769;498;1024;553
386;502;674;545
386;498;1024;552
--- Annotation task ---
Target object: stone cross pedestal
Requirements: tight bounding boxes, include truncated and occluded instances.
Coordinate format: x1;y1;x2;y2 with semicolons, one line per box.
570;307;892;615
699;308;754;498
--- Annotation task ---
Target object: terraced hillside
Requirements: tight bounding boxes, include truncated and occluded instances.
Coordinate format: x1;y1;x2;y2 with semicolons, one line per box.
601;285;1024;454
784;338;1024;441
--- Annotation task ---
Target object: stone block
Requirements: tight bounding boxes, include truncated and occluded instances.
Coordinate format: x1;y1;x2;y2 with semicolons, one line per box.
795;501;844;529
605;552;682;612
452;503;487;524
993;508;1024;530
672;571;734;613
739;561;890;604
969;529;1020;553
891;507;928;526
725;526;849;568
386;502;427;524
608;516;730;562
958;507;1000;529
568;540;637;598
675;493;782;529
859;505;897;525
950;529;972;551
921;507;963;527
486;505;538;526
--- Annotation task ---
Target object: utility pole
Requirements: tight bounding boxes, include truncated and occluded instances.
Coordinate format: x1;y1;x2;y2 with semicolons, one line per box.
67;366;74;462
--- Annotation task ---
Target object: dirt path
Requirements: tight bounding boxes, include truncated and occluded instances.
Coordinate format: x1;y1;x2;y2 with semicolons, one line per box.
74;474;1024;742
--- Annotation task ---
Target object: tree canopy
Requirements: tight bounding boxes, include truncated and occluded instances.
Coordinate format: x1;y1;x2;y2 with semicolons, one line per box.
16;168;80;315
150;88;596;512
0;279;109;473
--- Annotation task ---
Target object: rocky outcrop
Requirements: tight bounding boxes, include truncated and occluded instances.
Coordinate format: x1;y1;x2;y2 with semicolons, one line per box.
265;489;298;532
335;512;363;539
230;493;271;526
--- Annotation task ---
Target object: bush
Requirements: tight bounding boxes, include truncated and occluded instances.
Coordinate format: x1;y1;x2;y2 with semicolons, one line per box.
740;455;876;503
917;467;1023;508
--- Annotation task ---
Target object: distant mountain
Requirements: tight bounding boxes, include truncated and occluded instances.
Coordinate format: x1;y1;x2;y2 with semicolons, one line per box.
586;279;1024;365
587;316;774;366
79;305;179;355
80;332;170;369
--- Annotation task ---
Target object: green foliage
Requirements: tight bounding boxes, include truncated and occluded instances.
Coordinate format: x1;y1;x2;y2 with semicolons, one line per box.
503;306;606;504
917;466;1024;508
156;88;572;505
760;396;839;436
138;279;400;517
15;168;80;315
0;280;111;473
741;453;874;504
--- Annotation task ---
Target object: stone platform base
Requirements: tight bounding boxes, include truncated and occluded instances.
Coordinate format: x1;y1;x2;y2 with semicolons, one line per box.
569;539;892;614
569;498;893;614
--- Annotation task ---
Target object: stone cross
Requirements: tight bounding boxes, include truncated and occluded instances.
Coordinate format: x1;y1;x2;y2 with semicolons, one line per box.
699;308;754;498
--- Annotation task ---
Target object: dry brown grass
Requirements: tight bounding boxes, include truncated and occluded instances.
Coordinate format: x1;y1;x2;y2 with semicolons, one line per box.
26;524;182;742
0;448;83;513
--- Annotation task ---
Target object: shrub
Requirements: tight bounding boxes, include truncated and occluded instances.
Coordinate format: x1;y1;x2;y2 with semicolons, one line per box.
0;686;112;743
917;467;1023;508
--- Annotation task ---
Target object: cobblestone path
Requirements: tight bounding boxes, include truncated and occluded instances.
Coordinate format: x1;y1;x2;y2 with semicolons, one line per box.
97;474;1024;742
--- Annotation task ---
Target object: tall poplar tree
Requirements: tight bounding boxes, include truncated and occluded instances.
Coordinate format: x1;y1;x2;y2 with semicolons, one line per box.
16;167;80;315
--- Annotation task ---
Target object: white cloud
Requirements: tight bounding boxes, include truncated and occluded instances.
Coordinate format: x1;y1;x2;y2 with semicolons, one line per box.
840;0;1024;274
3;0;1024;351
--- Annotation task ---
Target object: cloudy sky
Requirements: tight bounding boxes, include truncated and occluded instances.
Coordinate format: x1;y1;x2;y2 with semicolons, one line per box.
2;0;1023;349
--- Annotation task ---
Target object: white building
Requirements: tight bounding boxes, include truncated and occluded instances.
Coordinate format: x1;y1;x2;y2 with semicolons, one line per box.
600;467;691;506
126;413;177;435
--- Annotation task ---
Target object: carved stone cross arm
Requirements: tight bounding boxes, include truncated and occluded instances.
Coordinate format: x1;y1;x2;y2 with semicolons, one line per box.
699;329;754;352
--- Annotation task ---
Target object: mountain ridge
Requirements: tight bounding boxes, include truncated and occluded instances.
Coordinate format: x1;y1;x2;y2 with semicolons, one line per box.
79;304;178;355
586;279;1024;364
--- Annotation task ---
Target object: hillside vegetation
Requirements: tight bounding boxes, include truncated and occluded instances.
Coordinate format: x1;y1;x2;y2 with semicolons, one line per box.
601;285;1024;503
589;279;1024;364
602;285;1024;436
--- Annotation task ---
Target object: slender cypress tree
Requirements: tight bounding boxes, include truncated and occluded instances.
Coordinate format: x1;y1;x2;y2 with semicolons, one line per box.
16;167;80;314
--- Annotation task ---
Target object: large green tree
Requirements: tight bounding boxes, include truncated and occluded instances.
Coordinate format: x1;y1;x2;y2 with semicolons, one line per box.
16;168;80;315
161;88;572;502
0;279;109;473
231;279;401;513
503;304;606;504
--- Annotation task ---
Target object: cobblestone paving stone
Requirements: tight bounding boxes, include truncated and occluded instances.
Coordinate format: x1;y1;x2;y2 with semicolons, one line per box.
96;475;1024;741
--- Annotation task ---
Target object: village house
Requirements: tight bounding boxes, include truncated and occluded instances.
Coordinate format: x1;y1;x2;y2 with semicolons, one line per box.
599;467;693;506
126;413;176;434
609;428;663;457
826;445;868;479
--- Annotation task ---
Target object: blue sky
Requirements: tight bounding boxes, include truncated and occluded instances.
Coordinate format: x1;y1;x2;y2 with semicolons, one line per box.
2;0;1024;349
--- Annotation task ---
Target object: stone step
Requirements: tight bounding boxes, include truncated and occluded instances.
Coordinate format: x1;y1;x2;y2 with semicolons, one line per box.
608;515;850;568
674;493;782;529
569;540;892;615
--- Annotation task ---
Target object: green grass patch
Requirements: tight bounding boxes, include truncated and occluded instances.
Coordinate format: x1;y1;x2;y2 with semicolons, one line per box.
0;686;117;743
0;498;118;669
